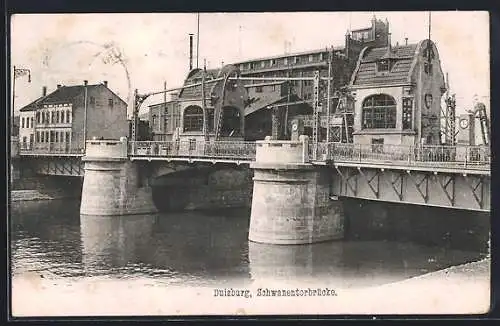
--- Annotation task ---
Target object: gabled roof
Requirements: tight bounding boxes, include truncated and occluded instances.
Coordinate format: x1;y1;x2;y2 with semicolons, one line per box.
350;42;421;87
19;96;46;112
19;83;127;110
41;85;86;104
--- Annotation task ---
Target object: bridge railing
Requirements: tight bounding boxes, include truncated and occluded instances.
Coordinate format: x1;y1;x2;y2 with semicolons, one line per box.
18;142;84;155
313;142;490;168
128;140;257;161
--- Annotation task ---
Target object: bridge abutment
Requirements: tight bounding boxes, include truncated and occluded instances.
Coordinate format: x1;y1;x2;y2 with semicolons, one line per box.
249;136;344;245
80;139;158;216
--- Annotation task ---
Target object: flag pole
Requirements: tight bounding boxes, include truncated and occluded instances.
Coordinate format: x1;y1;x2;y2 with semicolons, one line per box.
197;13;200;69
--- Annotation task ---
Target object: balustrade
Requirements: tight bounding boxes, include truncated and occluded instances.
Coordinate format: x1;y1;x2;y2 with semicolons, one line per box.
16;137;490;170
19;142;84;155
129;140;257;161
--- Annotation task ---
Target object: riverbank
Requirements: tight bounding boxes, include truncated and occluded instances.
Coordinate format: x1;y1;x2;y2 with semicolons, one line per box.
11;258;490;316
10;190;79;202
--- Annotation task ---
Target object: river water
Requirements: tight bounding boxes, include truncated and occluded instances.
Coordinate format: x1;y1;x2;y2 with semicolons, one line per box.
10;199;489;316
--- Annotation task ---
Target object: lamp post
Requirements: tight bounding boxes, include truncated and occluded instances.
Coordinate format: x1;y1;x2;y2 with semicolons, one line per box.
12;66;31;135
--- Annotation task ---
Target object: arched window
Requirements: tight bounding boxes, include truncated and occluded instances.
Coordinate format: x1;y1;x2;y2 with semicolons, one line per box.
362;94;397;129
183;105;203;132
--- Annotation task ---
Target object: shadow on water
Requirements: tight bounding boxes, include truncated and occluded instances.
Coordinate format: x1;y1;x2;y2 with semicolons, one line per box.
10;199;488;288
342;198;490;253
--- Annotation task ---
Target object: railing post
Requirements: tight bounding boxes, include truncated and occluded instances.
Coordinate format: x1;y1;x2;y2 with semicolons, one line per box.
358;143;362;162
464;146;468;168
300;135;309;163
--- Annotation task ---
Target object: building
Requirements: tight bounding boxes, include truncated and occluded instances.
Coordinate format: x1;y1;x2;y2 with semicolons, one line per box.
230;16;390;141
19;81;128;152
18;86;48;149
348;39;446;146
148;92;181;141
175;65;247;142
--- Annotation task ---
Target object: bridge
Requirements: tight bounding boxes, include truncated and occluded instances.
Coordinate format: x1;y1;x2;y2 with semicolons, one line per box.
12;137;490;244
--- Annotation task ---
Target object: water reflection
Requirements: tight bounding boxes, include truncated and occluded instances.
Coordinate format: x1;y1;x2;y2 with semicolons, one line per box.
11;200;486;289
79;209;251;285
248;240;484;288
80;214;157;273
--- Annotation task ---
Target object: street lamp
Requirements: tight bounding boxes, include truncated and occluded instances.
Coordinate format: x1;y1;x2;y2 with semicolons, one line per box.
12;66;31;135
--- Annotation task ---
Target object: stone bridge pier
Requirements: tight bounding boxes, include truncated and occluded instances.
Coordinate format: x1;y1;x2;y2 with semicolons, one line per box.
80;138;158;216
249;136;344;244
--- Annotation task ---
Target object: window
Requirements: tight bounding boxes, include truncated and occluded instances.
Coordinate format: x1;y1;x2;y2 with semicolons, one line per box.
260;61;265;68
55;132;59;142
66;110;71;123
362;94;397;129
424;61;433;75
371;138;384;153
30;117;33;128
21;117;25;128
308;55;313;62
56;111;60;123
108;99;114;107
294;56;299;64
41;131;45;143
283;58;288;65
163;117;169;133
152;115;157;130
183;105;203;132
36;131;40;142
270;59;275;66
402;97;413;129
51;111;55;123
207;109;215;131
61;111;65;123
377;59;393;72
36;112;40;123
66;132;70;143
319;53;324;61
189;139;196;151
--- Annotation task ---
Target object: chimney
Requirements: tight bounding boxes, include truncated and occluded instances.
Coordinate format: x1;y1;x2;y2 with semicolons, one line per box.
84;80;88;86
387;33;392;51
405;37;408;46
189;34;194;71
42;86;47;96
103;80;108;88
57;84;62;89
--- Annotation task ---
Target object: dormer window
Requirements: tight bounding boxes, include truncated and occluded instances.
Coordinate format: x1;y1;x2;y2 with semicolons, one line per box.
424;61;433;75
377;59;393;72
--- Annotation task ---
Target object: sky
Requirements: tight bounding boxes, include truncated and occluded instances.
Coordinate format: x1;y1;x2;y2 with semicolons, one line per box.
10;11;489;117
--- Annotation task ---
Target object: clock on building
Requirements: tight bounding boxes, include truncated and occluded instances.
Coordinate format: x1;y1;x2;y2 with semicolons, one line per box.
459;118;469;129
